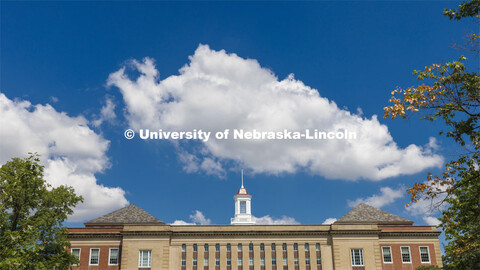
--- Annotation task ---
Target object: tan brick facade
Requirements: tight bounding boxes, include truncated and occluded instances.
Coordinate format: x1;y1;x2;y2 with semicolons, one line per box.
68;223;441;270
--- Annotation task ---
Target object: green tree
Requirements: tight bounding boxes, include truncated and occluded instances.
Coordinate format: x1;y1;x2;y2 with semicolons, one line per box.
384;1;480;269
0;154;83;270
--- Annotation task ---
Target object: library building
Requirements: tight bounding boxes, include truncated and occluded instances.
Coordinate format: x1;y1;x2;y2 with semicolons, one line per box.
67;182;442;270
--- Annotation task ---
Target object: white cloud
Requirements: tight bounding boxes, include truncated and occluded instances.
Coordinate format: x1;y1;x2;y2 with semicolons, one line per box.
0;93;129;222
50;96;59;103
178;151;226;178
107;44;443;181
92;96;116;127
322;218;337;225
190;210;212;225
423;216;441;226
348;186;404;208
171;220;194;225
255;215;300;225
171;210;211;225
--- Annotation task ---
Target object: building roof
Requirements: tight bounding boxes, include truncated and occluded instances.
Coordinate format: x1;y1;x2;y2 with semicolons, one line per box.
237;187;249;195
84;204;164;225
335;203;413;225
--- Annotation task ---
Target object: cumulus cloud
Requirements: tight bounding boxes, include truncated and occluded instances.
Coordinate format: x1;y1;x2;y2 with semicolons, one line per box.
255;215;300;225
170;220;194;225
171;210;212;225
178;151;226;178
190;210;212;225
0;93;129;222
348;186;404;208
50;96;59;103
107;44;443;180
322;218;337;225
423;216;441;226
92;96;116;127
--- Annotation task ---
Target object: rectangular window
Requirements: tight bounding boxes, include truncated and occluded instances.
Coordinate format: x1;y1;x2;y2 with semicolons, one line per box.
316;243;320;252
72;248;81;260
227;258;231;266
305;243;309;251
294;257;299;265
238;258;243;266
419;246;430;263
293;243;298;251
272;258;276;265
249;243;253;251
71;248;81;265
249;257;254;265
260;257;265;266
109;248;119;265
182;244;186;252
216;244;220;252
227;244;231;252
182;258;186;266
238;243;242;252
260;243;265;251
216;258;220;266
283;258;287;266
272;243;276;251
350;249;364;266
204;258;209;266
193;258;198;266
193;244;198;252
316;257;321;265
240;201;247;214
382;246;392;263
205;244;209;252
306;257;310;265
89;248;100;265
282;243;287;251
401;246;411;263
139;250;152;268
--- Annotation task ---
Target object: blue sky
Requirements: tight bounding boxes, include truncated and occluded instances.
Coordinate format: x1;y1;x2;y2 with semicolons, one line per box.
1;1;477;231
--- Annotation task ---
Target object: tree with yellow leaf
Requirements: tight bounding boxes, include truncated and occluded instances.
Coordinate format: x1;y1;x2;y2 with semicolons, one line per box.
385;1;480;269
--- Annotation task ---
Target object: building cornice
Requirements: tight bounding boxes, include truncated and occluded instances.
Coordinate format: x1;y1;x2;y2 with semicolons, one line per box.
69;229;334;237
171;230;331;237
122;231;173;237
330;230;381;235
379;231;441;237
68;226;441;239
67;233;122;239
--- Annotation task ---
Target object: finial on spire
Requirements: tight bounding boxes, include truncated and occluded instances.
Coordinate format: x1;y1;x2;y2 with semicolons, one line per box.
241;169;244;188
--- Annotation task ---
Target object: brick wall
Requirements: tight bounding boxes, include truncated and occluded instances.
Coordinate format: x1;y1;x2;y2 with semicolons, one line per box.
380;244;437;270
67;245;121;270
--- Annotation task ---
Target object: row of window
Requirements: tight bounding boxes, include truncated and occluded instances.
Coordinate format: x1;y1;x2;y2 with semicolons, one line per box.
71;248;120;266
350;246;431;267
184;243;321;252
71;248;152;268
181;243;321;267
382;246;431;264
182;257;320;267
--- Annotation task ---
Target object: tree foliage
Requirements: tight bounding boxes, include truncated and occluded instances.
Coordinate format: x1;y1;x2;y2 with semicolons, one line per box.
384;1;480;269
0;154;83;270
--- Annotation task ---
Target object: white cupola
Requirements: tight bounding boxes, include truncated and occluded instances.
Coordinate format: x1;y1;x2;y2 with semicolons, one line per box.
231;170;256;225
